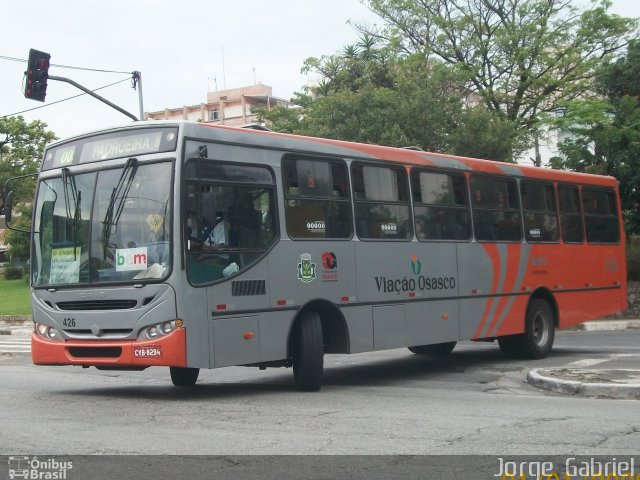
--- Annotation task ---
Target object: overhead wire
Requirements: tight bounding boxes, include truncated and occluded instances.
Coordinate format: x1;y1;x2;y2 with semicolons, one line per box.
1;76;133;118
0;54;133;74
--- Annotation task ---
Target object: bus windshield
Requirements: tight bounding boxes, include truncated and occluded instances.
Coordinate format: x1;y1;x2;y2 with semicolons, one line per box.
32;161;173;287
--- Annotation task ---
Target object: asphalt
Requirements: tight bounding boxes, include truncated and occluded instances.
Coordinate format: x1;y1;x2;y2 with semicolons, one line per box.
2;318;639;399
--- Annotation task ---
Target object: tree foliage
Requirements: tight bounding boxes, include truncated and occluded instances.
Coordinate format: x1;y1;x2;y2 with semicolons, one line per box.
261;1;636;164
549;40;640;235
1;116;56;202
260;36;522;161
361;0;637;134
1;116;56;262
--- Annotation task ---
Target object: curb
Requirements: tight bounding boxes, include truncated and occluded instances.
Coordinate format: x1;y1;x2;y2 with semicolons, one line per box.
527;368;640;400
572;320;640;331
0;316;32;325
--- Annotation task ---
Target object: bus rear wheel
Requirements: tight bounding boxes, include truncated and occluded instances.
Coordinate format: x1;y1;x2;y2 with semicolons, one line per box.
408;341;457;356
170;367;200;387
498;299;555;359
292;311;324;392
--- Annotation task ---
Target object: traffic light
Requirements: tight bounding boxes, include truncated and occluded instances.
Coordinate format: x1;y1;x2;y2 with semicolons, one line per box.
24;49;51;102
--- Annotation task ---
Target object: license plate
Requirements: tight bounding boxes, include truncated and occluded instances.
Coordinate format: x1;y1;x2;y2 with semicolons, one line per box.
133;345;162;358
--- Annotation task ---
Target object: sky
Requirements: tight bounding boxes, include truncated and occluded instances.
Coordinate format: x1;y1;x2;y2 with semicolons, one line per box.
1;0;639;141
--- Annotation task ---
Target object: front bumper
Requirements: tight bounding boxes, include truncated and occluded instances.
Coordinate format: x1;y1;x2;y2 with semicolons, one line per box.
31;327;187;368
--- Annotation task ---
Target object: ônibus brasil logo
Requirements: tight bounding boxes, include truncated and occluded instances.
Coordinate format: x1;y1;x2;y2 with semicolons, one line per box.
411;255;421;275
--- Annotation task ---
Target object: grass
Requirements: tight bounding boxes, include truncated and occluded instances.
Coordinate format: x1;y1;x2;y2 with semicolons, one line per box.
0;275;32;316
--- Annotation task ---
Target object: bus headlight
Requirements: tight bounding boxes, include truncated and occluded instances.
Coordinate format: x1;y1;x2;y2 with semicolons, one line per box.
142;320;179;340
35;323;60;340
146;326;158;338
161;322;175;334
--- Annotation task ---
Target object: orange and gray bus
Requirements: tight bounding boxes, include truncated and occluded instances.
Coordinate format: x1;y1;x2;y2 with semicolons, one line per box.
6;121;626;390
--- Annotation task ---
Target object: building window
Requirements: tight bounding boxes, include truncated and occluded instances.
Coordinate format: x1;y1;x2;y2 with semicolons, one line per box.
208;110;220;121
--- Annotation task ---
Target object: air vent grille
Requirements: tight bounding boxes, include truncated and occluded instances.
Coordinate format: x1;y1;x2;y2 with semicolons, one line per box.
56;300;137;311
231;280;266;296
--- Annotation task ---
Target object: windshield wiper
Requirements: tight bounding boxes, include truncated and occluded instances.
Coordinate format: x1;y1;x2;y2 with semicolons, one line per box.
102;158;138;256
61;168;80;260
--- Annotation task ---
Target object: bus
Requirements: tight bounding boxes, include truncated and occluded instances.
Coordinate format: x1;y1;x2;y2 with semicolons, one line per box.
4;121;627;391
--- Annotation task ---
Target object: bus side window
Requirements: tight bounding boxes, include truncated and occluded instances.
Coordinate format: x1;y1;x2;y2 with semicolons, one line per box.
282;157;351;239
582;187;620;243
184;160;277;285
352;164;412;240
411;170;470;241
471;175;522;242
521;181;559;243
558;185;584;243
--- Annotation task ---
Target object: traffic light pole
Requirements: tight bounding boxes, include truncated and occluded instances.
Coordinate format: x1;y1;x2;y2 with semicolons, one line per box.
48;75;139;121
133;71;144;120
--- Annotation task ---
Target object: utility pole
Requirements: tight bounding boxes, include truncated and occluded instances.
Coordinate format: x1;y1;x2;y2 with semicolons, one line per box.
47;74;138;121
23;48;142;121
132;71;144;120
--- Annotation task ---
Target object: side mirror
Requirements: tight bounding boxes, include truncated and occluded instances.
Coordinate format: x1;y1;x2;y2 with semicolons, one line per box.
3;174;36;234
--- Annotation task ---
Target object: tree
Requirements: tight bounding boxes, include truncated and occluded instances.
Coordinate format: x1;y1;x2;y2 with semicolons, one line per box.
1;116;56;262
261;46;523;161
1;116;56;201
549;40;640;235
448;106;522;161
360;0;637;162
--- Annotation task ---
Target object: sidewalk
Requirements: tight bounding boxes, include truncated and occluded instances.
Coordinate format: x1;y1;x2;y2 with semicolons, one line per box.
528;356;640;400
532;318;640;399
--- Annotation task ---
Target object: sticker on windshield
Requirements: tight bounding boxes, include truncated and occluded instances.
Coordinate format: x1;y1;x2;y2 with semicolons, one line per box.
116;247;148;271
146;214;164;234
50;247;81;283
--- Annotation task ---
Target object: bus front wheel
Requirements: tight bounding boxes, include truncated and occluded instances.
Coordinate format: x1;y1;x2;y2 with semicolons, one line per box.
498;299;555;359
170;367;200;387
408;341;457;356
292;311;324;392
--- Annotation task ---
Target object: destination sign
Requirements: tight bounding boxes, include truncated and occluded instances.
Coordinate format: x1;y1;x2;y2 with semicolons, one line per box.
81;131;163;162
42;127;178;170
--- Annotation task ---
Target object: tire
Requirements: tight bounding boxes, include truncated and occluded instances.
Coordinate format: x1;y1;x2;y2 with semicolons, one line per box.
170;367;200;387
292;311;324;392
408;341;457;356
498;298;555;359
521;298;555;359
497;335;521;358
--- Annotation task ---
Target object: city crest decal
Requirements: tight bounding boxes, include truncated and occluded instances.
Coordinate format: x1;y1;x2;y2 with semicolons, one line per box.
297;253;317;283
